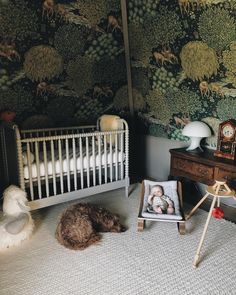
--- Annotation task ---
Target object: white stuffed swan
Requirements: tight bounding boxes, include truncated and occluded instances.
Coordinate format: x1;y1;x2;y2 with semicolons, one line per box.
0;185;34;250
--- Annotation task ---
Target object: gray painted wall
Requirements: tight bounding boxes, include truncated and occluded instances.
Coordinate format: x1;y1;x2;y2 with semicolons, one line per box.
144;135;187;181
144;135;236;208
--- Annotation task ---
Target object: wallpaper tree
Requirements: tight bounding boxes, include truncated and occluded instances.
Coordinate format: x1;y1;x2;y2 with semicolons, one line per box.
0;0;127;127
128;0;236;148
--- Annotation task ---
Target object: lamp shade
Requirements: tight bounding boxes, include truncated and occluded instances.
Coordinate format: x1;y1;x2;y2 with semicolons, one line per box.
182;121;211;151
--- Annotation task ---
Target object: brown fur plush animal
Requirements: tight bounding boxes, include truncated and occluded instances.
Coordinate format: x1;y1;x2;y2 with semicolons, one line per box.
55;203;126;250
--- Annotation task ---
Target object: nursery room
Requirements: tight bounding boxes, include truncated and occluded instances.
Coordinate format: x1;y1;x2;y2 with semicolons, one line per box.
1;0;236;294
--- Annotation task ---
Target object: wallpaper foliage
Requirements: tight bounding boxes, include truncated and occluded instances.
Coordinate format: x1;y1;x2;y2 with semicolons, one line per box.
128;0;236;148
0;0;127;128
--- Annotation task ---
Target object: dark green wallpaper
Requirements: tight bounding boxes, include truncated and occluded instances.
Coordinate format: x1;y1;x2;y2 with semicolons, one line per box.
0;0;128;128
2;0;235;148
128;0;236;149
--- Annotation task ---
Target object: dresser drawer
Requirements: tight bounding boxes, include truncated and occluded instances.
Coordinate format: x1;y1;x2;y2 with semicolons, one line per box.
172;158;193;174
172;157;214;180
192;163;214;180
170;148;236;189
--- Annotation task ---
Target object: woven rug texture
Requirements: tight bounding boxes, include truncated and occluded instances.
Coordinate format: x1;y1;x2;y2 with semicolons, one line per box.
0;184;236;295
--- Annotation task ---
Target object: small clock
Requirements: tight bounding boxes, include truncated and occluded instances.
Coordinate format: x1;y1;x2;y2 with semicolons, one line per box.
222;124;234;139
214;119;236;160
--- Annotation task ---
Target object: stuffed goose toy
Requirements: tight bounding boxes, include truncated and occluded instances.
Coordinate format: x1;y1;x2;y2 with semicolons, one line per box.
0;185;34;250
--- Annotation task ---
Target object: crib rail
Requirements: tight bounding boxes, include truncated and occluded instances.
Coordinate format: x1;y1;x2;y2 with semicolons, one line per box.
21;125;96;139
14;119;129;209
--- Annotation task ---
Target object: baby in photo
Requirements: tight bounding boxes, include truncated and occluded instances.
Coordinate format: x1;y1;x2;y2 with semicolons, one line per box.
147;185;175;214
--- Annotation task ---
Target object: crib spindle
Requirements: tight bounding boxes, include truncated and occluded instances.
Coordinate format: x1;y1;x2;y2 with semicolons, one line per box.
125;122;129;186
86;137;90;188
43;141;49;197
26;142;34;200
30;133;34;152
109;134;113;182
98;135;102;185
104;135;107;183
35;142;42;199
58;139;64;194
51;140;57;195
115;133;118;181
72;138;77;190
92;136;96;186
79;137;84;189
66;138;71;192
120;132;124;180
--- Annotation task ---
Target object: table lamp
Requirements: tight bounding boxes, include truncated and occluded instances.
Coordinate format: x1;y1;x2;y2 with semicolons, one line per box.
182;121;211;151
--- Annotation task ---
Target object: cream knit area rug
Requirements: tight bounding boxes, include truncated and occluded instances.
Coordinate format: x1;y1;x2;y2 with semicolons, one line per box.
1;184;236;295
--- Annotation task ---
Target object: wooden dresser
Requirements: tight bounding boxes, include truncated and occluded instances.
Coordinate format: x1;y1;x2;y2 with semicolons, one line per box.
169;148;236;188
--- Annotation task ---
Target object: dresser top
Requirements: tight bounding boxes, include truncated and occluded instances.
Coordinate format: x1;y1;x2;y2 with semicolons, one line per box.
170;148;236;171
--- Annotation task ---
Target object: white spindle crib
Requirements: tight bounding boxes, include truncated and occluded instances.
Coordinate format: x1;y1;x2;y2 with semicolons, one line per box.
1;119;129;210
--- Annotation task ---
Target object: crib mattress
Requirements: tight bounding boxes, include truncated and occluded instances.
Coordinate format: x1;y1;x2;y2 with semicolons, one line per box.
23;148;124;180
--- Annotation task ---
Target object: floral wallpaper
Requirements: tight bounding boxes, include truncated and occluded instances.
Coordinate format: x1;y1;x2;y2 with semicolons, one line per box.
0;0;128;129
127;0;236;148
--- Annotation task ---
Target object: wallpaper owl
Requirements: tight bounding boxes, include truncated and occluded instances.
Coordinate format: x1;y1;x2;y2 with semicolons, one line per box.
127;0;236;148
0;0;127;128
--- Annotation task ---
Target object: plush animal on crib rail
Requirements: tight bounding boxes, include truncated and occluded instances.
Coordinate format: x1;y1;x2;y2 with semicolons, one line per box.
0;185;34;250
99;114;123;146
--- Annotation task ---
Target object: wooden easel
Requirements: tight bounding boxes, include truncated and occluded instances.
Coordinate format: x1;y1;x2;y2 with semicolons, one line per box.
186;180;236;268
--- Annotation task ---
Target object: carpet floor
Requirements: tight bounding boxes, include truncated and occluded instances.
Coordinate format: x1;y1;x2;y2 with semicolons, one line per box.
0;184;236;295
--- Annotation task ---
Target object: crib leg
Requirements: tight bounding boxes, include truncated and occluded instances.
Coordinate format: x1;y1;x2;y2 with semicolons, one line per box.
125;177;130;197
125;186;129;197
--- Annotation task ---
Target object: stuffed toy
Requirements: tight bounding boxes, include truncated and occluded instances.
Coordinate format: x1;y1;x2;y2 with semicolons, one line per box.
0;185;34;250
99;114;123;145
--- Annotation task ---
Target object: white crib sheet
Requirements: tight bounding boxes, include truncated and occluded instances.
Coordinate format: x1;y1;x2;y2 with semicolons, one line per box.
23;148;124;180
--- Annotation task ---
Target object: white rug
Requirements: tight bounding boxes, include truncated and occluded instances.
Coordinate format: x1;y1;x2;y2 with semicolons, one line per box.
1;184;236;295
